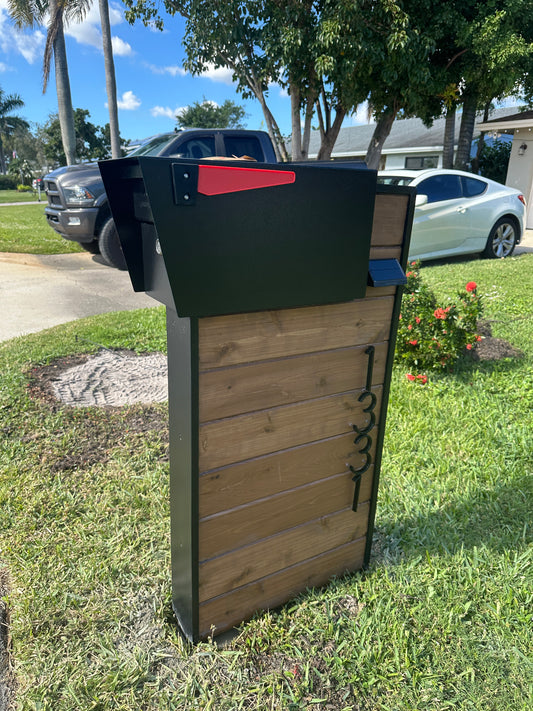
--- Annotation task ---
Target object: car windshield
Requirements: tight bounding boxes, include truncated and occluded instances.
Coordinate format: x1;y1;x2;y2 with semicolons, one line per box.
377;175;414;186
128;133;181;157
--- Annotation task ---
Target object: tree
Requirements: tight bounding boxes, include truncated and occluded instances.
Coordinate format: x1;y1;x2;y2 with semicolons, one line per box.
7;157;33;185
9;0;91;165
0;87;28;174
124;0;425;162
42;109;113;165
98;0;121;158
433;1;533;171
176;99;247;129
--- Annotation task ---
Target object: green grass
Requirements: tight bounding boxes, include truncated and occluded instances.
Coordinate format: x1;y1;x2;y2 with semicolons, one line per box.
1;255;532;710
0;190;42;204
0;204;83;254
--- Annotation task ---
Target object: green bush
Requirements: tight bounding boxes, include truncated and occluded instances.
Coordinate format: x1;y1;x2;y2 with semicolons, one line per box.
395;262;482;379
0;175;18;190
478;139;511;184
17;184;33;192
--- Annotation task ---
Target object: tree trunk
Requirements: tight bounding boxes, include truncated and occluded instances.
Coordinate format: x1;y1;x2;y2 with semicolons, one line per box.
471;101;490;174
442;105;456;169
316;107;345;160
51;5;77;165
301;96;314;160
0;137;6;174
290;84;302;161
365;111;396;170
454;91;478;171
99;0;121;158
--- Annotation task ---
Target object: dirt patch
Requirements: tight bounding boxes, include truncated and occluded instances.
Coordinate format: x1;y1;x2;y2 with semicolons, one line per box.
26;353;169;471
29;350;168;408
470;320;524;362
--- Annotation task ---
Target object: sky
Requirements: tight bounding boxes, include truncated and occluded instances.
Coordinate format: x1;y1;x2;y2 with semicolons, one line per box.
0;0;370;146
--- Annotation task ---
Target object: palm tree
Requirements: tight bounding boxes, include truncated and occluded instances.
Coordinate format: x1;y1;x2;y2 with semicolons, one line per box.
98;0;121;158
8;0;91;165
0;87;28;174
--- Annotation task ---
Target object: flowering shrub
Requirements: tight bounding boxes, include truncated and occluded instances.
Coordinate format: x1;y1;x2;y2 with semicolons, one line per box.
396;262;483;377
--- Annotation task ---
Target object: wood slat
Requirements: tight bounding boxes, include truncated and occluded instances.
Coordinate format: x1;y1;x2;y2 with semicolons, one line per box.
199;388;382;471
198;297;394;368
198;537;366;638
199;432;377;518
199;505;369;603
371;193;410;246
199;342;387;422
199;468;373;560
369;246;402;261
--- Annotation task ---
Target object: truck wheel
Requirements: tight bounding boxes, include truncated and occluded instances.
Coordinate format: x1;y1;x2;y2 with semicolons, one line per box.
98;218;127;270
80;240;100;254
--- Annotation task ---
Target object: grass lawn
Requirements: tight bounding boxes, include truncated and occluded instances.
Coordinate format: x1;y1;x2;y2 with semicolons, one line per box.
0;190;42;204
0;254;531;710
0;204;83;254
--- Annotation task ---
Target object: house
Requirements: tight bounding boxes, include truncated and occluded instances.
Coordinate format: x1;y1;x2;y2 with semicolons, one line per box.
306;107;517;169
476;110;533;229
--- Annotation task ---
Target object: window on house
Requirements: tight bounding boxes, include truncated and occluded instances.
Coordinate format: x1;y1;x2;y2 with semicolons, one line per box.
404;156;439;170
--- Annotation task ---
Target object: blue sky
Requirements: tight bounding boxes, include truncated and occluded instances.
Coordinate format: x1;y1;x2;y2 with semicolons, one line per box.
0;0;371;145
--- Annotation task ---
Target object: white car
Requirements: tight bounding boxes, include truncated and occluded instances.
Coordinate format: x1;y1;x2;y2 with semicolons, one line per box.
378;169;526;261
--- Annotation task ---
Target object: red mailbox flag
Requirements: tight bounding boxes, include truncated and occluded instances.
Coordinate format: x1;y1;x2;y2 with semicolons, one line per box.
197;164;295;196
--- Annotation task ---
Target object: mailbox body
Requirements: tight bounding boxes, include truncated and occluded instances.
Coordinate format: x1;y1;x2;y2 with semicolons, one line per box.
100;157;415;642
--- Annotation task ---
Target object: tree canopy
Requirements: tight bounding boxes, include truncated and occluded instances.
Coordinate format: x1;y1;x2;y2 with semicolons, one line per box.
41;109;124;165
123;0;533;165
0;86;28;174
176;99;247;129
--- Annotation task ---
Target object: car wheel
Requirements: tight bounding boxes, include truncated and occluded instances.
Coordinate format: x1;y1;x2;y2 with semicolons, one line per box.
98;217;127;270
79;239;100;255
483;217;518;259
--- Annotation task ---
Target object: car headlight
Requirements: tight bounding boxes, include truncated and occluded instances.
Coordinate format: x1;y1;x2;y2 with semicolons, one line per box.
63;185;96;207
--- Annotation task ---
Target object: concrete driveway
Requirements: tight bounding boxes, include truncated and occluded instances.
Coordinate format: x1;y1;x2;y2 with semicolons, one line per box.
0;251;153;342
1;230;531;344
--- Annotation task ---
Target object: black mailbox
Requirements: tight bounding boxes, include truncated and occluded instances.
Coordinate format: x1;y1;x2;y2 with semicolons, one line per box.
100;157;415;642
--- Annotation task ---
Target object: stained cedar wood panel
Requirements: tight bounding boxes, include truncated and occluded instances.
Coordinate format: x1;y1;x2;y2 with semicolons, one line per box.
195;191;409;637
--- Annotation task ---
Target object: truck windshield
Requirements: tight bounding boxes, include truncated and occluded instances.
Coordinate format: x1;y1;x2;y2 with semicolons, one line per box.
128;133;181;157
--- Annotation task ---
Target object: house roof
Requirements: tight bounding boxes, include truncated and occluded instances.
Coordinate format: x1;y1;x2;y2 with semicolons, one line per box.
306;106;520;158
476;109;533;133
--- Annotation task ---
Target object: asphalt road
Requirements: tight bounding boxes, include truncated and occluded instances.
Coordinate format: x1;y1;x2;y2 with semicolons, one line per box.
1;231;532;344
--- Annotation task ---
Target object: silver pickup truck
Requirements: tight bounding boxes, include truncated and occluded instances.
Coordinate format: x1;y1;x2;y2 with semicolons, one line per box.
44;129;278;269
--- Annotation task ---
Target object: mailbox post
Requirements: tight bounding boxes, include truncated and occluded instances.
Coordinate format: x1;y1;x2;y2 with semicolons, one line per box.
100;157;415;642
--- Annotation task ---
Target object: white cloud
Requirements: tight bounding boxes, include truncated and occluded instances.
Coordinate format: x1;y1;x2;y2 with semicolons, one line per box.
0;61;8;72
150;105;185;119
117;90;141;110
201;63;234;85
64;2;131;55
13;30;45;64
351;102;374;125
0;2;45;65
147;63;187;77
111;36;132;56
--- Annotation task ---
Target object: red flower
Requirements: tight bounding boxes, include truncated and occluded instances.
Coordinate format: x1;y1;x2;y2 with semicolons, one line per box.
476;335;482;342
409;339;418;346
466;343;473;350
434;307;450;320
465;281;477;292
417;374;428;385
407;324;413;330
406;373;416;381
415;316;421;324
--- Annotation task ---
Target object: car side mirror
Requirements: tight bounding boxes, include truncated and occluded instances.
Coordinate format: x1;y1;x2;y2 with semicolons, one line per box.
415;193;428;207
